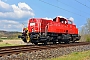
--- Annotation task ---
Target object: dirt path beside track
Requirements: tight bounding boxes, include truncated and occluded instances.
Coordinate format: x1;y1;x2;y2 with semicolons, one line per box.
0;39;27;45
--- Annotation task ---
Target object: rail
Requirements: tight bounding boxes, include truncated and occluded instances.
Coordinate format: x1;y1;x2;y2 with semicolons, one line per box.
0;42;90;57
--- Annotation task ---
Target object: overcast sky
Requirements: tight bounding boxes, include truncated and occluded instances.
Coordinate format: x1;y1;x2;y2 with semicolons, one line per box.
0;0;90;31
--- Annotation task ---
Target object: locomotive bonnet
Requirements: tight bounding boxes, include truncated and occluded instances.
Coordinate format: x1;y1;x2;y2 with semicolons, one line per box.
18;16;81;45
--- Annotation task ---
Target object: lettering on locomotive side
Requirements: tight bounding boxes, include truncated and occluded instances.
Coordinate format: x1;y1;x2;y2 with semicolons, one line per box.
30;23;35;26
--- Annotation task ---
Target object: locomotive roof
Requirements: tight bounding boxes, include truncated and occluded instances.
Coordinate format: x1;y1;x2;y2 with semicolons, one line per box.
57;16;67;19
29;16;73;22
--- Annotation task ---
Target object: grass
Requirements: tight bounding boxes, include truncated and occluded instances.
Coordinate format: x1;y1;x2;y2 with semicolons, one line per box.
48;50;90;60
0;38;21;40
0;43;17;47
0;39;23;47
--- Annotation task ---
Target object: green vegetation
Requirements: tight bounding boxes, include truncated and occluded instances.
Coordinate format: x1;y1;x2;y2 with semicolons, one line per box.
0;43;17;47
0;31;22;47
85;35;90;42
0;30;21;40
80;18;90;42
48;50;90;60
86;36;90;42
0;38;20;40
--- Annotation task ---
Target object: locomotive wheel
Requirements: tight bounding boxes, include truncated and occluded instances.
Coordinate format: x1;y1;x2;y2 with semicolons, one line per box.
65;39;70;44
53;41;56;44
63;34;70;44
58;40;61;44
72;37;76;43
72;40;75;43
34;43;38;45
44;41;47;45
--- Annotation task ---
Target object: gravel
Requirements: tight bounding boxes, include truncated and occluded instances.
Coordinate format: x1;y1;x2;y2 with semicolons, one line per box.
0;44;90;60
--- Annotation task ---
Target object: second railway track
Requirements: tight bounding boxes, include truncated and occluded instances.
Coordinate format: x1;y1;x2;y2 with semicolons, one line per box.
0;42;90;57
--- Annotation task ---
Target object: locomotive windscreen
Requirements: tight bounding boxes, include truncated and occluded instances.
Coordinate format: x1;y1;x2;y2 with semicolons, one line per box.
53;18;56;21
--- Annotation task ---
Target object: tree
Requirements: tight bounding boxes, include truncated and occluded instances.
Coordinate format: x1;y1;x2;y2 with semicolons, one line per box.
85;18;90;34
80;18;90;42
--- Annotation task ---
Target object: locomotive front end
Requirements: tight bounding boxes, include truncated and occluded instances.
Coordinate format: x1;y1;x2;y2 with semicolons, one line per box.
18;18;42;44
18;27;30;43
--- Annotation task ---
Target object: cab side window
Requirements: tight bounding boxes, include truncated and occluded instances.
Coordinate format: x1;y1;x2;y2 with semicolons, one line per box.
68;20;72;24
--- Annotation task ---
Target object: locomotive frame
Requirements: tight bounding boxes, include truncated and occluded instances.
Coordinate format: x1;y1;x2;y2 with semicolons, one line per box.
18;16;81;45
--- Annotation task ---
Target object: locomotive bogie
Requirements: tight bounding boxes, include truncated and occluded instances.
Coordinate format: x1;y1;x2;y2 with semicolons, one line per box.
26;32;80;45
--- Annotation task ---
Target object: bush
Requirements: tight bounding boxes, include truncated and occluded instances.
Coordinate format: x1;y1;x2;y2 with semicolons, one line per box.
86;37;90;42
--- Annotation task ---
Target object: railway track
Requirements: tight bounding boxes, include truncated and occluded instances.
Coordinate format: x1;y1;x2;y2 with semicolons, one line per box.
0;42;90;57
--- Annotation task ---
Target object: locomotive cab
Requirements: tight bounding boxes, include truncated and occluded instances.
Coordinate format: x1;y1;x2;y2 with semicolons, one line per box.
53;17;68;24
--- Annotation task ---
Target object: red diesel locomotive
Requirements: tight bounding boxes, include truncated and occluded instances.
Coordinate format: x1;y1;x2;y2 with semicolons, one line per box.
18;16;81;45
